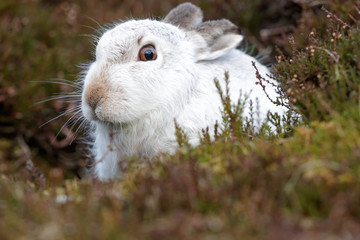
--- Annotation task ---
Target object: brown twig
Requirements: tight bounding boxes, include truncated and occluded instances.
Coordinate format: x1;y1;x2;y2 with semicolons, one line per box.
314;46;340;62
321;6;350;29
288;35;298;57
252;61;290;110
48;126;75;148
17;135;46;187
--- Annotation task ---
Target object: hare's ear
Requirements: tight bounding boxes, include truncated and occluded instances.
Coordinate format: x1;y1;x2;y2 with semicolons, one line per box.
192;19;244;61
163;2;203;29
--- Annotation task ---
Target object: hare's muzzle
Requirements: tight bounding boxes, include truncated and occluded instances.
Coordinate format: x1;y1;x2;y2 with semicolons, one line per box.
84;81;106;111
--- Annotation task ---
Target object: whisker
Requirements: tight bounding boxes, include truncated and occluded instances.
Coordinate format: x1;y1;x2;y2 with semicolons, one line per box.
45;91;81;96
48;78;82;85
35;94;82;105
40;112;68;128
33;79;83;87
81;24;101;33
39;105;82;128
37;99;82;106
79;33;100;41
66;105;82;112
71;117;88;144
49;78;78;83
49;92;81;97
68;112;84;132
53;109;83;142
77;63;91;71
83;16;102;28
39;81;81;88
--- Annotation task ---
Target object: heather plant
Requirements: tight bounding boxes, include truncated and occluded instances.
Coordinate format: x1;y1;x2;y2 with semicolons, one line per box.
1;0;360;239
273;9;360;122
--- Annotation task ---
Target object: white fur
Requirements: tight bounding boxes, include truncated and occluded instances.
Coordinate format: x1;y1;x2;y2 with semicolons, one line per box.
80;6;287;181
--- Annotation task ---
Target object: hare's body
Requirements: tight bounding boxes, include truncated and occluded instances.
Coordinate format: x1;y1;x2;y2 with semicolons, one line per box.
81;3;286;181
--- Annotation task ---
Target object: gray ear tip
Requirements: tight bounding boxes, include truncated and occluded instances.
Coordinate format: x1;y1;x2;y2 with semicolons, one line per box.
178;2;201;10
179;2;198;7
174;2;203;18
195;19;241;36
220;19;242;35
163;2;203;29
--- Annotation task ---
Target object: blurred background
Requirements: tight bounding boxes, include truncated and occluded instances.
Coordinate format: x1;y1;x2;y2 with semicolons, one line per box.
3;1;360;239
0;0;335;179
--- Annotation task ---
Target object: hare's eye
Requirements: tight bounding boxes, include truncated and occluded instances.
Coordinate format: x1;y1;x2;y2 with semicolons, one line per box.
139;45;157;61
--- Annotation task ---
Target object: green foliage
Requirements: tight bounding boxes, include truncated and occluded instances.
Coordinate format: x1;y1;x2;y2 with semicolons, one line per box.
274;18;360;122
1;0;360;239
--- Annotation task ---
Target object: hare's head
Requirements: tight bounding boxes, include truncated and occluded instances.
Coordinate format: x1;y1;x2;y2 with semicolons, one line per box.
81;2;243;125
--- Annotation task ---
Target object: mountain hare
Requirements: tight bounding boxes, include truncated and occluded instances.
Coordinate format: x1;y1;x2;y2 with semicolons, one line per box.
81;2;286;181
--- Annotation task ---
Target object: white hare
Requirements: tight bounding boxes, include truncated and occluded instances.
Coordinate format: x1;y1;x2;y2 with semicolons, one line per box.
81;2;286;181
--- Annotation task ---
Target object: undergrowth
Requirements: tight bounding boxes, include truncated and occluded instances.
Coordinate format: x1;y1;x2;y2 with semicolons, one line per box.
1;0;360;239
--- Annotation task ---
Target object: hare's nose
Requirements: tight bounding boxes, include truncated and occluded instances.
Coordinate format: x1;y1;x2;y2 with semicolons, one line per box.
84;82;105;110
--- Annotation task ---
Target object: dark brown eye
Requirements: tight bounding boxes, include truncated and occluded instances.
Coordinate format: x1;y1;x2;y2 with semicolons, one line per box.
138;45;157;61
